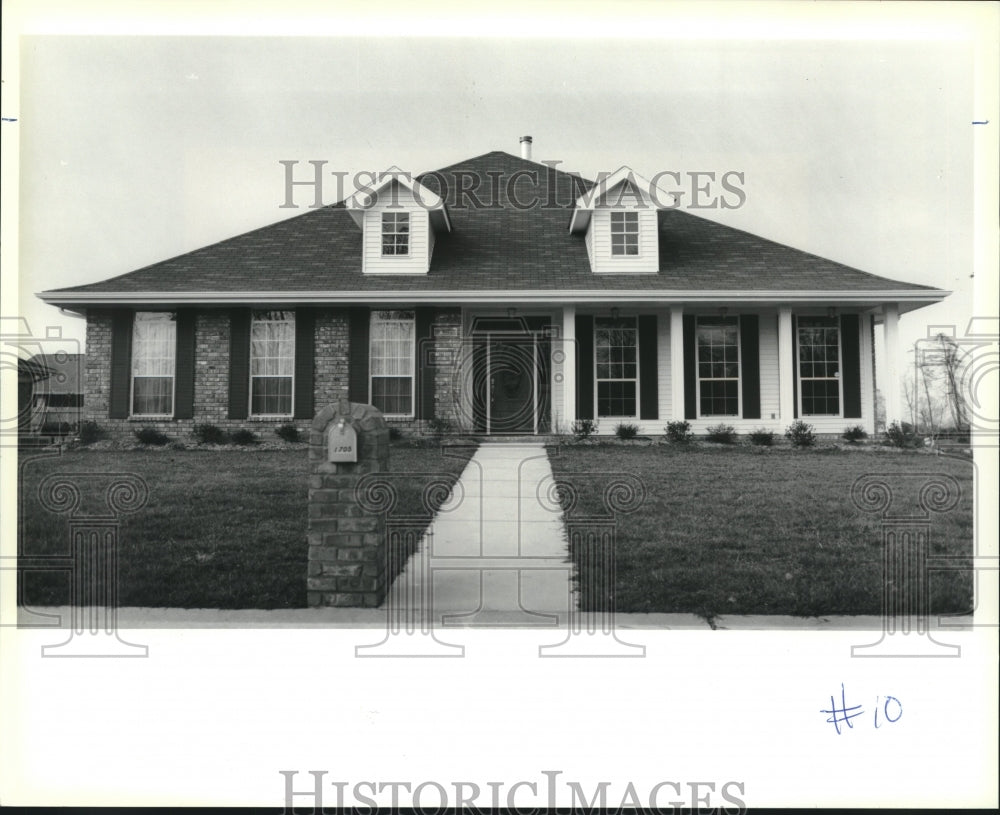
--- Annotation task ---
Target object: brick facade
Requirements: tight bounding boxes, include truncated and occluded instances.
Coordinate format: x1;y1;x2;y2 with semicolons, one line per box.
313;308;350;408
84;309;113;423
82;307;454;441
432;308;463;429
307;400;390;607
192;311;229;425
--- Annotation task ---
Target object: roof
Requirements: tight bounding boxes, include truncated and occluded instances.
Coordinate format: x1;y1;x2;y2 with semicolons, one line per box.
27;353;84;392
17;358;53;383
38;150;944;306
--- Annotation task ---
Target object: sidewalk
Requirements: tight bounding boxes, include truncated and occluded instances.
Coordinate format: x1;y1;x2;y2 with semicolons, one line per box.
385;441;574;627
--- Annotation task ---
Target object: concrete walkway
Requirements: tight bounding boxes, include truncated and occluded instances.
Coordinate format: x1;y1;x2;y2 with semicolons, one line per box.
385;442;574;627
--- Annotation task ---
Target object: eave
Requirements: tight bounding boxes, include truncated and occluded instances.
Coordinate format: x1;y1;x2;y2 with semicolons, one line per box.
37;288;951;315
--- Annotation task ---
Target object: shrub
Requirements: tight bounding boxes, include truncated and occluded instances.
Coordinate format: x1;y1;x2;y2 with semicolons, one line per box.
615;423;639;440
427;417;453;436
193;423;228;445
749;428;774;446
134;426;169;446
785;420;815;448
705;423;737;444
78;421;104;445
883;421;924;449
41;421;73;436
230;428;257;445
572;419;598;440
388;426;404;441
664;420;692;443
842;425;868;443
275;423;301;443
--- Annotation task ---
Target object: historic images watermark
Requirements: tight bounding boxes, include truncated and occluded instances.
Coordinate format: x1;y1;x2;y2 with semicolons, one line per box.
279;769;747;813
847;318;999;657
351;327;647;657
0;317;82;448
349;451;649;658
278;162;748;211
2;316;149;656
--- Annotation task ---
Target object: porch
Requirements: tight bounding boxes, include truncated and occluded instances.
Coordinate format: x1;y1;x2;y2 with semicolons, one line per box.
433;302;906;437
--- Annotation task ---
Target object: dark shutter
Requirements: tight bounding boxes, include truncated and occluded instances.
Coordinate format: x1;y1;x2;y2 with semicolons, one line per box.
841;314;862;419
174;309;196;419
638;315;658;420
347;307;370;404
740;314;761;420
791;316;799;419
293;308;316;419
228;308;251;420
415;308;434;419
109;310;133;419
683;315;697;420
575;314;594;421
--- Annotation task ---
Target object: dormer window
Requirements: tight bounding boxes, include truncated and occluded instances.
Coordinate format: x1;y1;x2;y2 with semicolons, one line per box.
610;211;639;256
381;212;410;256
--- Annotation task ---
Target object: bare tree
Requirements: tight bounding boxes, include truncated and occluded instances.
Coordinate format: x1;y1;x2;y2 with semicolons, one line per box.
919;361;940;439
902;371;919;430
919;333;970;431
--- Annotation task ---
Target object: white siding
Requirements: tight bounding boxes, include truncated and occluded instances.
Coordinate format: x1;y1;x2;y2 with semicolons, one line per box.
587;205;659;274
758;312;780;421
859;313;875;434
584;308;876;437
656;309;671;423
362;183;431;275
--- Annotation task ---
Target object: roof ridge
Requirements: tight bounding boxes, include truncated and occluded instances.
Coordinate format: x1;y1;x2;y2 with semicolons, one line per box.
421;150;595;186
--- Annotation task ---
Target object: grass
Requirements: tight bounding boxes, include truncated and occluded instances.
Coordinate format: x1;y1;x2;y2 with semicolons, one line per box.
545;443;974;618
17;441;476;609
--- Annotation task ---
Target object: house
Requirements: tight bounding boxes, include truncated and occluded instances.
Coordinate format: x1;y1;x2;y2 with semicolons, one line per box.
16;357;53;432
37;141;948;439
25;353;85;433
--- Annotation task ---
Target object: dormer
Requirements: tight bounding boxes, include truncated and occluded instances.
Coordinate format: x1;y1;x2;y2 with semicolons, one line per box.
346;169;451;274
569;166;673;274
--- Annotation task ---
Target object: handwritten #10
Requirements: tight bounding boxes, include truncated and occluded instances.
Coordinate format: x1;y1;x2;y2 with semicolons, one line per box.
821;683;903;735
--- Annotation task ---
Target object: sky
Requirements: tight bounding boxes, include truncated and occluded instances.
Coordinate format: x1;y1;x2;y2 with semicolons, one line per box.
8;24;990;371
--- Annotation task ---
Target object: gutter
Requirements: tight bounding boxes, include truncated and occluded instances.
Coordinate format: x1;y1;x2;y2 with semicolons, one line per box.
37;288;951;308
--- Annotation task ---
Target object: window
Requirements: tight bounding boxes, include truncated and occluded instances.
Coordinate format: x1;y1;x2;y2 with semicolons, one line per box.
370;310;415;415
250;310;295;416
610;211;639;256
697;316;740;416
131;311;176;415
798;316;841;416
381;212;410;256
595;316;637;417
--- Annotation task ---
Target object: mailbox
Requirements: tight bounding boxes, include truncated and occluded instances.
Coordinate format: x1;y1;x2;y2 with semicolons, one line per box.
326;419;358;463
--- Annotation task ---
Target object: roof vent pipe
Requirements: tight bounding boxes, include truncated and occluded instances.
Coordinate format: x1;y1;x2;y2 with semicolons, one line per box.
519;135;532;161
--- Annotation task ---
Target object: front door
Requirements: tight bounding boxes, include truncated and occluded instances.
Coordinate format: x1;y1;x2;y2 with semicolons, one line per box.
489;336;535;433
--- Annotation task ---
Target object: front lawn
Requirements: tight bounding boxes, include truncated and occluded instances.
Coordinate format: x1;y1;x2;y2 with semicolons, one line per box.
545;443;975;618
17;442;476;609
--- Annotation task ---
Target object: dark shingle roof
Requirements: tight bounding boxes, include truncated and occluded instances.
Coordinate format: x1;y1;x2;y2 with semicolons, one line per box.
42;151;938;298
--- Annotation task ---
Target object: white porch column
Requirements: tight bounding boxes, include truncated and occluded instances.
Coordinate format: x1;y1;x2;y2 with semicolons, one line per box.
882;302;901;426
670;305;685;421
561;305;577;430
778;307;795;422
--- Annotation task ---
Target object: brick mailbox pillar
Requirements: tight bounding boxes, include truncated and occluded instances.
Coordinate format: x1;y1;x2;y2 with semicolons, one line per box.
307;399;390;607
